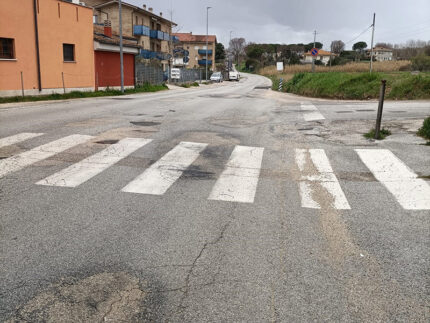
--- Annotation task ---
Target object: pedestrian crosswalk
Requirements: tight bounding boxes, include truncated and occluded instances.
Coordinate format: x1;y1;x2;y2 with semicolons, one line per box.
301;103;325;121
1;132;429;210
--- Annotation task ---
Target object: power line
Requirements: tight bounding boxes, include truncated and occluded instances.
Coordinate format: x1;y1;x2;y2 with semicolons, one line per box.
344;25;373;45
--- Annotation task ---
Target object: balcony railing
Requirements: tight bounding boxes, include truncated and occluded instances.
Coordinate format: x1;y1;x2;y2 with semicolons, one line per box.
198;59;212;65
198;49;213;55
150;30;164;40
139;49;171;60
133;25;150;36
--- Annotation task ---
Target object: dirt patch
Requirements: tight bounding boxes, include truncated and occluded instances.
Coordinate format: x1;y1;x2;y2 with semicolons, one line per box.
66;118;119;128
6;272;147;323
176;131;240;146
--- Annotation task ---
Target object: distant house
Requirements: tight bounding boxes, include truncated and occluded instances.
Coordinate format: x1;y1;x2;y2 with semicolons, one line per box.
93;23;139;90
303;49;337;65
172;32;217;70
367;47;393;61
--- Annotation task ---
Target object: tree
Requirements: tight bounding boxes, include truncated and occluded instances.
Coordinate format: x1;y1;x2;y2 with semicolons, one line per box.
215;43;226;60
229;37;246;66
330;40;345;54
353;41;367;51
305;42;323;52
246;44;265;61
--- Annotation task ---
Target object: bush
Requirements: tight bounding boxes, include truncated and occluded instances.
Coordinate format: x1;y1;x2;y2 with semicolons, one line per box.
417;117;430;140
364;128;391;140
411;55;430;71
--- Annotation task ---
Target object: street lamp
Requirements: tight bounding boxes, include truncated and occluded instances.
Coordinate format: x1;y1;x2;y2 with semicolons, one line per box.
205;6;211;81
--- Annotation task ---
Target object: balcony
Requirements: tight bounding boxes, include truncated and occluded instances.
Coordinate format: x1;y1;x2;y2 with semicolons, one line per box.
133;25;150;36
150;30;164;40
139;49;171;60
198;59;212;66
198;49;213;55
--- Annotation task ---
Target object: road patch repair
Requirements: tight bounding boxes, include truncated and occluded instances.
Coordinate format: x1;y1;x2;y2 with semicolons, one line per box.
5;272;148;322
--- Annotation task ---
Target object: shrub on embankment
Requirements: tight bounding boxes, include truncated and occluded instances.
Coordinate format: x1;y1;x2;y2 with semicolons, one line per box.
273;72;430;100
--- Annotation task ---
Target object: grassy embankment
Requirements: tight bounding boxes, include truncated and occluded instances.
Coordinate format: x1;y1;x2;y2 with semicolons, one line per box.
261;61;430;100
0;83;168;105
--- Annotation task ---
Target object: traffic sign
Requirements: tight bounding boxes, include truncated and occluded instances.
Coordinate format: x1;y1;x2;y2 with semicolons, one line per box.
311;48;319;56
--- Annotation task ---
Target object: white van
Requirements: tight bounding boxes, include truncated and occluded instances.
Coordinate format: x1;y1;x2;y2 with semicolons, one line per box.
229;71;240;81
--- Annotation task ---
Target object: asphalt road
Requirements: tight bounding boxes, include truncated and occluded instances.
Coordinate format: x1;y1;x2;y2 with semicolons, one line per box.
1;74;429;322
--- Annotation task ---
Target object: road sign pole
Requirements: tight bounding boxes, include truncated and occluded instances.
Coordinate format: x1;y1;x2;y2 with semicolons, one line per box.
374;80;386;139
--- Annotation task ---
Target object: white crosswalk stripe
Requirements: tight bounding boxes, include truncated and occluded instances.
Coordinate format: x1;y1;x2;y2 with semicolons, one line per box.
301;103;325;121
295;148;351;210
122;141;207;195
0;133;44;148
208;145;264;203
356;149;430;210
0;134;93;179
36;138;152;188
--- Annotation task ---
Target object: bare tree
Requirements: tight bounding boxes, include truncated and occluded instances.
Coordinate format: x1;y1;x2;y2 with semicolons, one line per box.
330;40;345;54
229;37;246;66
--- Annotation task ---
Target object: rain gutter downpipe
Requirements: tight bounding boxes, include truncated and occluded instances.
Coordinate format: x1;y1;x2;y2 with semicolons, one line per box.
33;0;42;91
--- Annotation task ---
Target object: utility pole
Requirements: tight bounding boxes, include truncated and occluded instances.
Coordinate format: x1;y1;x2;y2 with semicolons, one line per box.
168;5;173;84
119;0;124;93
206;6;211;82
229;30;233;71
312;30;317;73
370;13;376;73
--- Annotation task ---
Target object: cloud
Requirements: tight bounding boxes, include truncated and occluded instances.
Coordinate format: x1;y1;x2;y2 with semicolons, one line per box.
127;0;430;49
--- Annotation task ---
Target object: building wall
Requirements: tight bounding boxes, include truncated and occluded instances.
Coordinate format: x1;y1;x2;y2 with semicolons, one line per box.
0;1;39;92
376;51;393;61
180;41;216;69
94;51;135;87
0;0;94;96
38;0;95;89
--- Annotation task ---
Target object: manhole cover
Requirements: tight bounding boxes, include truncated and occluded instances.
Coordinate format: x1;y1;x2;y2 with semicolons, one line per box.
130;121;161;126
96;139;119;145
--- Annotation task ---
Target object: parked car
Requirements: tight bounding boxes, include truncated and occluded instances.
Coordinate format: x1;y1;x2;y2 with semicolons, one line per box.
229;70;240;81
210;72;223;83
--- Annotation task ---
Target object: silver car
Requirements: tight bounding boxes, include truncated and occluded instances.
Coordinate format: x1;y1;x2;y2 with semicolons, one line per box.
210;72;223;83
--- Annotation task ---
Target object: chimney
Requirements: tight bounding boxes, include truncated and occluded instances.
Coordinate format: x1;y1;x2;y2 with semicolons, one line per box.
148;7;153;12
104;20;112;38
143;4;146;10
160;12;163;17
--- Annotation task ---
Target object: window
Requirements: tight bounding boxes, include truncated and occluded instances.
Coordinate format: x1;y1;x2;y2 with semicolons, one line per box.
0;38;15;59
63;43;75;62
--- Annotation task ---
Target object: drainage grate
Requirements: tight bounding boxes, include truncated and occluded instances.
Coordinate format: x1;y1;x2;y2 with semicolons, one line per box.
336;111;353;113
254;86;271;90
130;121;161;126
96;140;119;145
356;109;375;112
111;97;134;100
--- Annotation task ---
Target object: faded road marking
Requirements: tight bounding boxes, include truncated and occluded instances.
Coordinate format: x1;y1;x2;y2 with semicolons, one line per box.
0;132;44;149
356;149;430;210
122;141;207;195
301;103;325;121
0;135;93;179
295;148;351;210
36;138;152;187
208;145;264;203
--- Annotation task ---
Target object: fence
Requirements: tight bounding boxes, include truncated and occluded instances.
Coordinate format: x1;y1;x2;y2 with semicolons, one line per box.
135;63;165;86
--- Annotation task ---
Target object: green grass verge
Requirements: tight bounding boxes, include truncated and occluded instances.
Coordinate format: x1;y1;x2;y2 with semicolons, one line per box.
417;116;430;144
0;83;168;104
272;72;430;100
364;128;392;140
179;82;199;88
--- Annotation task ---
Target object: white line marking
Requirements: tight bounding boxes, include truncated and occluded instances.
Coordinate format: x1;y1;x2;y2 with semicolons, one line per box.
301;103;325;121
0;133;44;148
0;134;93;179
356;149;430;210
295;148;351;210
122;141;207;195
208;145;264;203
36;138;152;187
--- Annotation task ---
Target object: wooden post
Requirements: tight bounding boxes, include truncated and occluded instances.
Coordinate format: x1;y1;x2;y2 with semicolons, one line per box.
20;71;25;97
61;72;66;94
374;80;387;139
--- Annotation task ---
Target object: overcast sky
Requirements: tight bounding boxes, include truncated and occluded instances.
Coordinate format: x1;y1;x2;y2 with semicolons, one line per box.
127;0;430;50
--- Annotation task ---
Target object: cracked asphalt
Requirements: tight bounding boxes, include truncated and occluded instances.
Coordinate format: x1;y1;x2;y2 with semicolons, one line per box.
0;74;429;322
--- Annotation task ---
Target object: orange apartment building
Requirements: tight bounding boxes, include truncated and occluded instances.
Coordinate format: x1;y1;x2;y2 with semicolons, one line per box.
0;0;95;97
